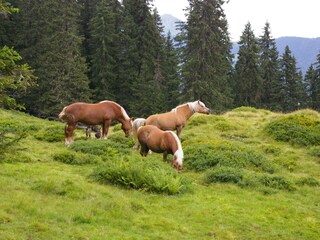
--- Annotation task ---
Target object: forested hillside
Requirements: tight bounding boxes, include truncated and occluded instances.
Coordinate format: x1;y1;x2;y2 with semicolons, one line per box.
1;0;319;119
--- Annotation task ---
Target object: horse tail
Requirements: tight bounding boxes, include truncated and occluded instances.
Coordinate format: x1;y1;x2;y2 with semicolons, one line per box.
168;131;184;168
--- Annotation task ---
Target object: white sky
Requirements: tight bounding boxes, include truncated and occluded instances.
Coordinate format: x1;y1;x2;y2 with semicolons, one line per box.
153;0;320;41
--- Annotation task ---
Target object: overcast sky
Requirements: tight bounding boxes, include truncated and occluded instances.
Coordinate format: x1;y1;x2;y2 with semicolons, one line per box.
153;0;320;41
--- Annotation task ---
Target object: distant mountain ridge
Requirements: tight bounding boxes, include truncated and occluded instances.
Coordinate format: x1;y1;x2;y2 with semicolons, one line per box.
161;14;320;75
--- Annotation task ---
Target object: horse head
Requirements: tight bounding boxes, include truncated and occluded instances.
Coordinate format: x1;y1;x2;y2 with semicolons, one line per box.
173;155;183;173
193;100;210;114
121;117;133;137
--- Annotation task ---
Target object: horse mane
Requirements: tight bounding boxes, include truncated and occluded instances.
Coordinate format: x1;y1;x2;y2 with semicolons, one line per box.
100;100;130;120
171;101;198;113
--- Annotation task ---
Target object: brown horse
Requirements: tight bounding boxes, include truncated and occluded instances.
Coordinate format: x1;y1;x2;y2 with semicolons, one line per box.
133;100;210;140
137;125;184;172
59;100;132;145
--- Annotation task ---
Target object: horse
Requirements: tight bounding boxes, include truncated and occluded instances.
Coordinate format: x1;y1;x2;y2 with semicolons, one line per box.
137;125;184;172
132;118;146;150
59;100;132;146
76;122;101;139
132;100;210;149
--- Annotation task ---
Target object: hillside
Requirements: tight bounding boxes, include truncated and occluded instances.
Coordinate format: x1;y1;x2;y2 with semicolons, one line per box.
1;107;320;239
161;14;320;75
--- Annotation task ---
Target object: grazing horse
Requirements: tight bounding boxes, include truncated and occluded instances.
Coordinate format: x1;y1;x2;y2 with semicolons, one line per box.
132;100;210;142
76;122;101;139
137;125;184;172
59;101;132;146
132;118;146;150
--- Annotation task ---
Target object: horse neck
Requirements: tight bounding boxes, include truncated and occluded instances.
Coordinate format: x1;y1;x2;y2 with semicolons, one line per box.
176;104;194;121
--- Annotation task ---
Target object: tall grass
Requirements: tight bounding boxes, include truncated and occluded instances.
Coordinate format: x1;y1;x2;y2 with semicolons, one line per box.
91;157;191;195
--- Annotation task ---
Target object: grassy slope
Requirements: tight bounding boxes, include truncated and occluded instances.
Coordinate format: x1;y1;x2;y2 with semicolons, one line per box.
0;108;319;240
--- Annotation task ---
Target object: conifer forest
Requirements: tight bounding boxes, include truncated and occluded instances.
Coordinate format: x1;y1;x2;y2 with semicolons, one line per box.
1;0;320;118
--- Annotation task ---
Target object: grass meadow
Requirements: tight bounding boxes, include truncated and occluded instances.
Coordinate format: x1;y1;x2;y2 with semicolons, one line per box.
0;107;319;239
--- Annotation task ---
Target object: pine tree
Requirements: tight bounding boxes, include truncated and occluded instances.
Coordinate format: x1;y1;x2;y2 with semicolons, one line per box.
162;32;181;109
234;22;262;107
310;52;320;110
119;0;166;117
278;46;306;112
181;0;233;112
7;0;91;117
258;22;280;109
0;1;36;109
89;0;122;101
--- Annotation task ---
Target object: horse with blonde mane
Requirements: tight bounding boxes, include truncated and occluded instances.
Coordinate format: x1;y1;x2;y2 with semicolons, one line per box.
132;100;210;149
137;125;184;172
59;101;132;146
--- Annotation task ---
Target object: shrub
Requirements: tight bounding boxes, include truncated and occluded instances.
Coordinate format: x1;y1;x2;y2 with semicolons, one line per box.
258;175;296;191
205;167;243;184
52;151;102;165
184;142;275;173
35;125;64;142
308;146;320;158
264;114;320;146
232;106;258;112
91;158;191;195
296;177;319;187
0;130;29;163
70;135;133;158
0;119;40;133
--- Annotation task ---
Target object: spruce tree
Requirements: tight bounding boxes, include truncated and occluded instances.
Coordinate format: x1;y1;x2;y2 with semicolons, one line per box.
234;22;262;107
258;22;280;109
5;0;91;117
162;32;181;109
89;0;122;101
181;0;233;112
0;1;36;110
310;52;320;110
278;46;306;112
120;0;166;117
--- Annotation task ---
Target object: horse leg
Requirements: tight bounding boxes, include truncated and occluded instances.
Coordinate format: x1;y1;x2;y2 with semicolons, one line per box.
140;143;149;157
65;123;75;146
102;119;111;139
86;127;91;138
176;126;183;140
163;151;168;162
133;140;140;151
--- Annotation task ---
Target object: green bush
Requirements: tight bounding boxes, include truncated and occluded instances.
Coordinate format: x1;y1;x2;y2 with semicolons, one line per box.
70;135;133;158
296;177;320;187
0;119;40;133
35;125;64;142
258;175;296;191
205;167;243;184
0;130;30;163
308;146;320;158
52;151;102;165
184;142;275;173
91;158;191;195
264;114;320;146
205;168;296;192
232;106;258;112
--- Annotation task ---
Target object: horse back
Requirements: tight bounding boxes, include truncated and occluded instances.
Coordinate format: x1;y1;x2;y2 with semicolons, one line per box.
62;102;117;125
137;125;175;154
145;111;179;131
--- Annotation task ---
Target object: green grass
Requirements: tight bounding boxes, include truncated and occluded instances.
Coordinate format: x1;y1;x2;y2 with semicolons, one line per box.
0;108;319;239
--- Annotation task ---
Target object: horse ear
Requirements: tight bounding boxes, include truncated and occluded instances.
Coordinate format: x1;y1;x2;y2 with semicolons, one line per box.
131;117;135;121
